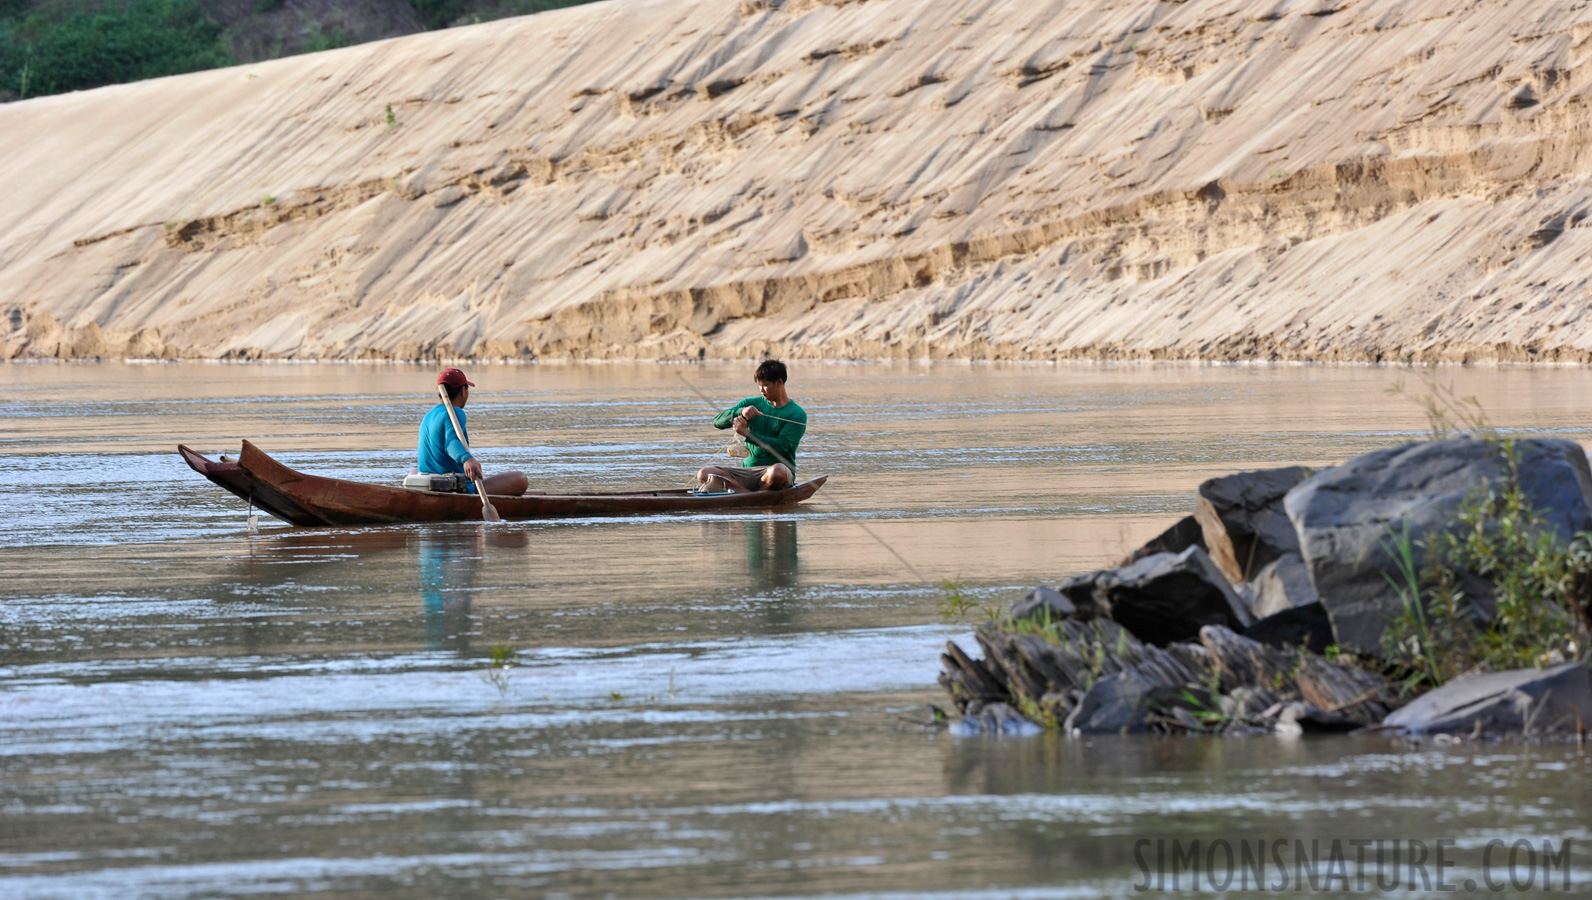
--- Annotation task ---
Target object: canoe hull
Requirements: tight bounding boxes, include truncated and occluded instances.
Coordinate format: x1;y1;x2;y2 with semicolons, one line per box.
178;441;827;526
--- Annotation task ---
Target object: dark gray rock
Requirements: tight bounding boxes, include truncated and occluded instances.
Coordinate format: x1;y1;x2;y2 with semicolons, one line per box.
1243;602;1335;655
1063;668;1159;734
1123;515;1207;564
1249;552;1320;619
938;640;1010;709
1009;585;1078;622
1056;570;1112;619
953;619;1202;729
1195;466;1314;583
1285;436;1592;656
1382;662;1592;735
1065;665;1216;735
1096;545;1254;646
1009;572;1112;623
949;701;1044;737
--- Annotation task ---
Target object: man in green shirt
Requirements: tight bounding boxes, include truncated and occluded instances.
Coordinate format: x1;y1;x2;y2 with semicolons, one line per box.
696;359;807;493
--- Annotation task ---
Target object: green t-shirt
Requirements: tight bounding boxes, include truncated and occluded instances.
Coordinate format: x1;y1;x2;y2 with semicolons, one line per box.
713;396;807;471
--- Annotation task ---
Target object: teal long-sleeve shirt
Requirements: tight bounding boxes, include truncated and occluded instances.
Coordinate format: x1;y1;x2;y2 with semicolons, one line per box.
418;404;474;474
714;396;806;470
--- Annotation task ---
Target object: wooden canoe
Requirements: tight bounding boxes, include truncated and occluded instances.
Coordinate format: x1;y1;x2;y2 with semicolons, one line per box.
178;440;827;526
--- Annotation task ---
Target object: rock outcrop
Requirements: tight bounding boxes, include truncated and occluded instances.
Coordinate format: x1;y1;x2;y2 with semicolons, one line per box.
1195;466;1313;584
1009;585;1081;623
1095;546;1254;647
939;617;1206;727
1122;515;1206;565
1382;662;1592;736
1248;552;1320;619
940;619;1393;737
1243;602;1335;656
1285;437;1592;657
1063;663;1206;736
9;0;1592;362
942;434;1592;738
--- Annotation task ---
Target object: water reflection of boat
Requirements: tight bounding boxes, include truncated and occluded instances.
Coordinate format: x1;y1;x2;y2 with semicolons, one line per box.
701;519;801;592
418;529;530;651
179;441;827;526
231;528;528;652
419;532;485;651
746;520;800;591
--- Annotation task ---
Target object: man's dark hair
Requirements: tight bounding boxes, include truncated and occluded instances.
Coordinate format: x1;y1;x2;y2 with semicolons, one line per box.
443;382;466;402
755;359;787;384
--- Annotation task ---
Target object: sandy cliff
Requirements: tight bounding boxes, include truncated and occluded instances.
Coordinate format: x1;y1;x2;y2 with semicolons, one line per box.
5;0;1592;362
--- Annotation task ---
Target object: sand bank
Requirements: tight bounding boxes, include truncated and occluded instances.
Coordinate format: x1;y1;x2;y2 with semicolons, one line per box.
4;0;1592;363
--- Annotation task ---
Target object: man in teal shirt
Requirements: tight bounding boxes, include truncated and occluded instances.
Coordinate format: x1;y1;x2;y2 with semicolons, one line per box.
418;368;527;496
696;359;807;493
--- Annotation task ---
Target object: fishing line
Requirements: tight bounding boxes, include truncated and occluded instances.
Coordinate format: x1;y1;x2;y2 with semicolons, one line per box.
685;436;736;490
676;372;924;581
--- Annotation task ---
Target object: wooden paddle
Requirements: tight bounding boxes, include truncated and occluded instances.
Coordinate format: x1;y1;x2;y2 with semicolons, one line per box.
437;384;502;522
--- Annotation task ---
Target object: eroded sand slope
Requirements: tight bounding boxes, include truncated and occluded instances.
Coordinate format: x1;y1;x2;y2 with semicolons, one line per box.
5;0;1592;362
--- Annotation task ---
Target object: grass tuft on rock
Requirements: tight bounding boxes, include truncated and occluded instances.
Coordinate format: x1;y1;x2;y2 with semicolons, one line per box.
1378;381;1592;688
1381;436;1592;689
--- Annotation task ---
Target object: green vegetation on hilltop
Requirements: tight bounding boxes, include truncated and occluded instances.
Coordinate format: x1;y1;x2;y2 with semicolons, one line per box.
1;0;596;101
1;0;231;99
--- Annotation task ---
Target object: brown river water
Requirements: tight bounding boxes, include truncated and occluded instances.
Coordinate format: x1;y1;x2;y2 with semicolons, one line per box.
3;361;1592;898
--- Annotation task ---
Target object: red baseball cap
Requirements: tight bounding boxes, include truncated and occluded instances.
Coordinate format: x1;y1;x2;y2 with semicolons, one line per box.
437;368;475;387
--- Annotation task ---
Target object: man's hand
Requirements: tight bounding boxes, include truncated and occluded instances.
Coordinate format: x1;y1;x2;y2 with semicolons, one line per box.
463;458;483;480
732;416;750;437
740;406;760;420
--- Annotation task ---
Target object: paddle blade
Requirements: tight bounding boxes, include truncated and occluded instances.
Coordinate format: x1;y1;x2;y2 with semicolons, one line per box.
474;477;502;522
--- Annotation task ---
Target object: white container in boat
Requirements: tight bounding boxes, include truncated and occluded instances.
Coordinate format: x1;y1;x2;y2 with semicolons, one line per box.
403;472;469;492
